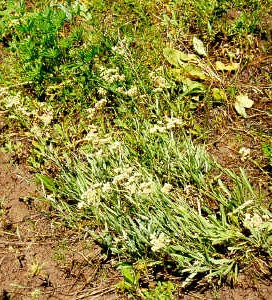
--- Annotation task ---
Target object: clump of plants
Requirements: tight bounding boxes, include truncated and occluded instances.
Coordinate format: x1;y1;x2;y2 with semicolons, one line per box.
0;1;271;298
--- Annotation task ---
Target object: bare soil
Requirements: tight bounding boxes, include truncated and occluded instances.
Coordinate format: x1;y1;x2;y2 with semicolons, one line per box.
179;276;272;300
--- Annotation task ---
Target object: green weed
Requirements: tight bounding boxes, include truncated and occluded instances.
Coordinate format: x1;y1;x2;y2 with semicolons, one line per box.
263;142;272;166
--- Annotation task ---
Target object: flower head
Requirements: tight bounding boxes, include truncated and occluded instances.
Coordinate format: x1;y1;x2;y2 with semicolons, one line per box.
95;98;107;110
139;181;154;196
161;183;173;194
150;232;170;252
244;212;264;229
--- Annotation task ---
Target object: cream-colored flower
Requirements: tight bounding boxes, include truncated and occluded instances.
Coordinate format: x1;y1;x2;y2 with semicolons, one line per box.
149;124;166;134
111;38;128;56
139;181;153;195
127;173;140;185
116;86;125;93
125;86;138;97
239;147;250;161
112;166;135;186
112;45;126;56
84;125;100;141
100;68;117;82
97;87;107;96
93;148;104;158
77;201;87;209
40;111;54;126
153;76;170;89
149;68;171;90
5;94;21;108
165;117;183;129
123;167;133;176
88;124;99;132
84;130;98;141
113;167;123;174
244;212;263;229
81;188;98;204
95;136;112;146
112;173;128;185
99;65;106;72
17;106;31;116
153;87;164;93
30;125;42;137
251;213;263;228
100;67;126;83
109;141;122;151
95;98;107;110
86;107;96;119
161;183;173;194
116;74;126;82
125;183;137;194
102;182;111;193
150;232;169;252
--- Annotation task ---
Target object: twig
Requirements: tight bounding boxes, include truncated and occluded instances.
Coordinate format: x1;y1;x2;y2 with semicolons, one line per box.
75;287;116;299
0;230;17;236
16;224;22;242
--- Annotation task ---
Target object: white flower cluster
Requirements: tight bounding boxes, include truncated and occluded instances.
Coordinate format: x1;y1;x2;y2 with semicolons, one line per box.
239;147;250;161
95;98;107;110
77;167;155;209
116;86;138;97
161;183;173;194
80;183;101;206
243;212;270;229
99;66;125;84
77;162;174;210
86;98;108;119
30;124;43;137
138;181;154;196
16;106;33;116
81;126;124;161
4;93;21;108
84;125;111;146
111;38;128;56
39;110;54;126
112;166;153;196
78;182;111;209
109;141;122;152
97;87;107;97
150;232;170;252
149;116;183;133
149;68;171;93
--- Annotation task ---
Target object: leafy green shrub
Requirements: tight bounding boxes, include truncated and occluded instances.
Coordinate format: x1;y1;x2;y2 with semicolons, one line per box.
1;3;105;102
